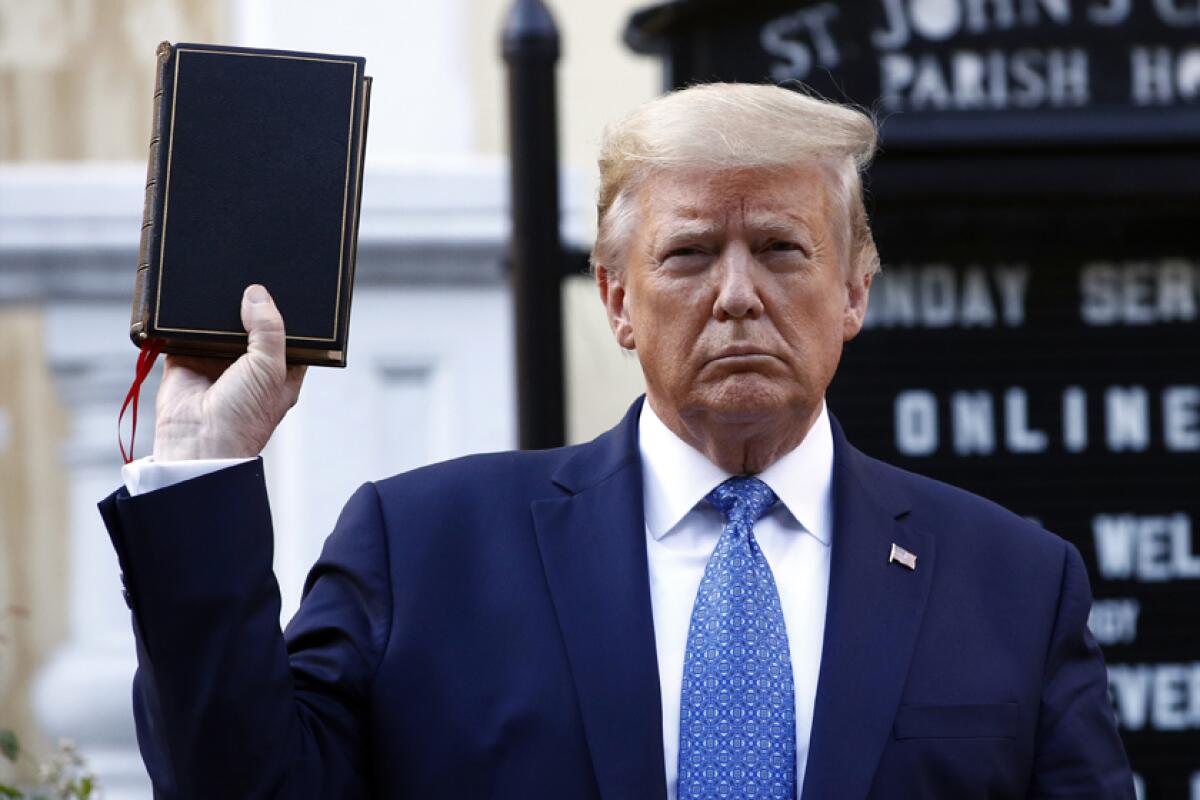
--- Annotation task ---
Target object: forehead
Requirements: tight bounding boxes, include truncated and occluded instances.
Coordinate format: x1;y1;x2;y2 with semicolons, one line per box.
634;164;839;232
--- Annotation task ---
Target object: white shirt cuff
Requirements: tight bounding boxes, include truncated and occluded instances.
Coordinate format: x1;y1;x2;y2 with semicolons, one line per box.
122;455;254;497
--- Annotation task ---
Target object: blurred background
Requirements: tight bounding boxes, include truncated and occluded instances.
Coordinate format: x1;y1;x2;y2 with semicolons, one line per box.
2;0;1199;798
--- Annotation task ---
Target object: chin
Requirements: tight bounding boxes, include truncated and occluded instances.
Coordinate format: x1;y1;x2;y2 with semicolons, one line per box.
692;376;798;424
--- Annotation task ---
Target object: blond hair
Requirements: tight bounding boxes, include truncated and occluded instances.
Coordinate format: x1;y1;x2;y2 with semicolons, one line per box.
591;82;880;278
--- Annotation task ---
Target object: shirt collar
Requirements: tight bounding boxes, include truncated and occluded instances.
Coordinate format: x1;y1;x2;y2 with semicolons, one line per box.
637;399;834;546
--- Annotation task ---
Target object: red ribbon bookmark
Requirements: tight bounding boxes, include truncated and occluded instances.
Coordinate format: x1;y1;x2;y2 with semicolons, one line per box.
119;339;165;464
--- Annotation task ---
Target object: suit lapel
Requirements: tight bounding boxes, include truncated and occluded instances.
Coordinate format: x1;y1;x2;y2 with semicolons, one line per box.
532;399;668;800
801;418;935;800
532;405;931;800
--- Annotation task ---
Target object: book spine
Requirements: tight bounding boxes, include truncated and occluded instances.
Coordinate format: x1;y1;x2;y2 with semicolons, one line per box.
334;74;373;368
130;41;173;346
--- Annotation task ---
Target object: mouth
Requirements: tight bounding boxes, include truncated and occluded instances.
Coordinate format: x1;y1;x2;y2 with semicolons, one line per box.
705;348;781;366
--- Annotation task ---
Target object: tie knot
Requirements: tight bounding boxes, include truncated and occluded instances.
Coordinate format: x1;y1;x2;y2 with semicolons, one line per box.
706;477;778;525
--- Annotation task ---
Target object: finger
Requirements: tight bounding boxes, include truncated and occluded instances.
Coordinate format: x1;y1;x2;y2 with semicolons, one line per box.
241;284;287;373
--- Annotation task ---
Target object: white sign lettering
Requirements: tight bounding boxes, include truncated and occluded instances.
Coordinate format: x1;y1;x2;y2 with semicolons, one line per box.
1063;386;1088;452
881;47;1089;110
1080;258;1200;325
1093;513;1200;581
1087;0;1131;25
1153;0;1200;26
892;385;1200;455
1165;386;1200;451
873;0;1076;49
952;391;995;455
1108;662;1200;731
1088;597;1141;645
1005;387;1048;452
865;264;1029;328
760;3;842;82
895;389;940;455
1131;45;1200;104
1106;386;1150;452
759;0;1200;114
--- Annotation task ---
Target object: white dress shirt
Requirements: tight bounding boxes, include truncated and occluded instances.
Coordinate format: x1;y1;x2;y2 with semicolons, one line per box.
639;400;833;799
123;456;249;496
123;400;834;797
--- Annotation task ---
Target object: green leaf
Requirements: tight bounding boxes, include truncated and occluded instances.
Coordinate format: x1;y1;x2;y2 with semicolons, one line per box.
0;783;22;798
69;777;91;800
0;729;19;762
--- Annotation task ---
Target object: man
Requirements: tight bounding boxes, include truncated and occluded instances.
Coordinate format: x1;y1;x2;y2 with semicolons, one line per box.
100;83;1135;798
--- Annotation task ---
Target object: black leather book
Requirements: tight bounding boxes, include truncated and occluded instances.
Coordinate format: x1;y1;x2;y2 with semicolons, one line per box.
131;41;372;367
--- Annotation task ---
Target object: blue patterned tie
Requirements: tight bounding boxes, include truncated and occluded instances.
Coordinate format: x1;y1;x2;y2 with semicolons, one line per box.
677;477;797;800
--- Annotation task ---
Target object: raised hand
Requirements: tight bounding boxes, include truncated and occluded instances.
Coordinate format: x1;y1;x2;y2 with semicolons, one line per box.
153;284;307;461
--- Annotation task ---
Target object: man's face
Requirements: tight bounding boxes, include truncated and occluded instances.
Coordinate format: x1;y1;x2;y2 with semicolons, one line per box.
598;164;871;433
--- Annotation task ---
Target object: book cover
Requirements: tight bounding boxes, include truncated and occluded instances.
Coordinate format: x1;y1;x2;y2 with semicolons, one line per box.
132;41;372;367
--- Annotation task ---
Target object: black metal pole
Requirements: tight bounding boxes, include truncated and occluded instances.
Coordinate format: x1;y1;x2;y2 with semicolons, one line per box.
502;0;566;450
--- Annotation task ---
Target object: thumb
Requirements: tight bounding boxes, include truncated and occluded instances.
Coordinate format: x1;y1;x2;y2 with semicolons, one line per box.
241;284;287;367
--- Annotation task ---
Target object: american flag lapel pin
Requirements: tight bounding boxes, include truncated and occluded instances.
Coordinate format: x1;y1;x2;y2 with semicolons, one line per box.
889;543;917;571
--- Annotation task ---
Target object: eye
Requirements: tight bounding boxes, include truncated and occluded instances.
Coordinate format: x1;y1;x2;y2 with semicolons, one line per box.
659;244;714;271
765;240;804;254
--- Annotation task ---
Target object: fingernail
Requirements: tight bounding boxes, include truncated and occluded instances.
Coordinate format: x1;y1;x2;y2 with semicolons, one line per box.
246;284;269;305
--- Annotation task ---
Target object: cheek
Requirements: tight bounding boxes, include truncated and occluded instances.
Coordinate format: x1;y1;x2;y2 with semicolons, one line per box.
775;284;849;358
631;278;710;344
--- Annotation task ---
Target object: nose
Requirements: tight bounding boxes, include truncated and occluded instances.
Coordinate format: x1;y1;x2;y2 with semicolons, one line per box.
712;244;764;321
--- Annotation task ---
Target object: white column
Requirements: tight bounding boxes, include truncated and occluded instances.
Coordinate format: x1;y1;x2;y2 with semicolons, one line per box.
32;304;157;800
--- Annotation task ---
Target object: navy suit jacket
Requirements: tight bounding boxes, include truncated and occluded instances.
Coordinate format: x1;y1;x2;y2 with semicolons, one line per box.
99;398;1133;799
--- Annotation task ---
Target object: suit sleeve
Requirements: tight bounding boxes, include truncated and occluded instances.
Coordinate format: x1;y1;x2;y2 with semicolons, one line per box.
1028;541;1135;800
97;458;392;799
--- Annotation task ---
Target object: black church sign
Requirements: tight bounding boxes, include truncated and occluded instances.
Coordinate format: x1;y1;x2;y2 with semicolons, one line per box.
627;2;1200;797
627;0;1200;145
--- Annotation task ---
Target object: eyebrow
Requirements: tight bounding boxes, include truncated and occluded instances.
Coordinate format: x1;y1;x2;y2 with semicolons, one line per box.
744;209;816;231
650;210;815;250
746;219;808;237
652;219;723;248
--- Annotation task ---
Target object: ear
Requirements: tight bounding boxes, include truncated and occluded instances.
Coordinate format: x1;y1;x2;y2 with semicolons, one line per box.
843;268;873;342
596;265;636;350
